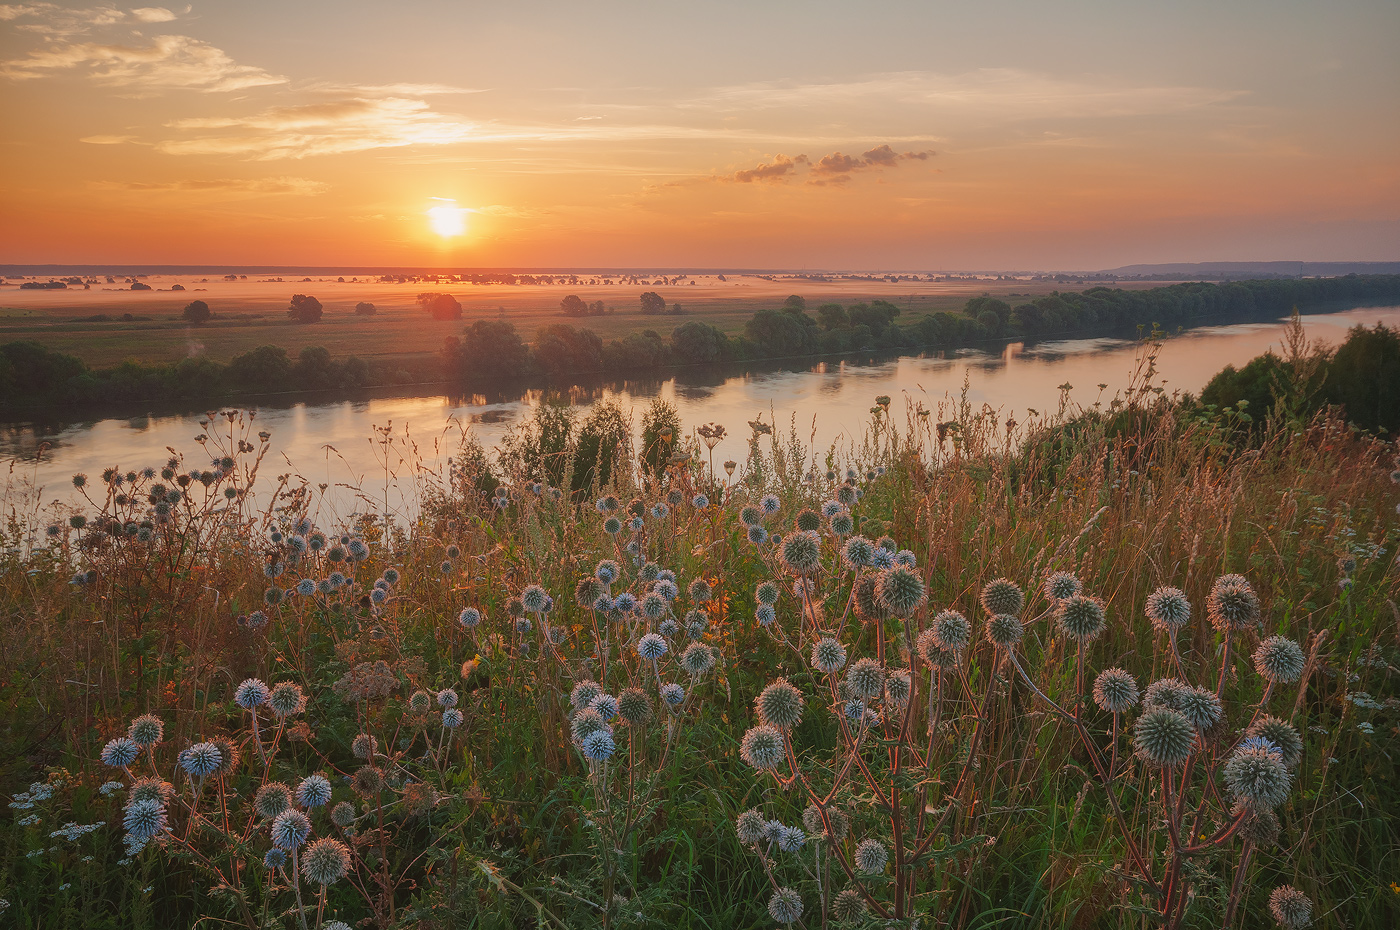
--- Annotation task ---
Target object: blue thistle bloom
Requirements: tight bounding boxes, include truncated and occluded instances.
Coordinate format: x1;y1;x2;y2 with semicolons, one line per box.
592;594;615;612
382;568;400;585
296;774;332;808
614;593;637;613
894;549;917;568
437;688;458;708
654;579;679;601
270;810;312;850
263;848;286;870
442;708;463;728
659;618;679;637
123;799;167;840
660;682;685;705
347;539;369;561
755;604;776;626
295;579;316;597
761;494;780;515
101;737;140;768
821;500;843;518
515;617;532;634
370;588;388;605
328;572;346;587
870;548;893;569
650;503;669;519
591;694;619;720
637;633;667;660
316;579;334;595
778;826;806;852
692;493;709;508
581;730;616;762
521;585;548;613
458;607;481;628
595;560;620;584
181;742;222;778
747;525;768;545
641;593;667;619
629;516;644;533
604;516;622;535
373;579;389;592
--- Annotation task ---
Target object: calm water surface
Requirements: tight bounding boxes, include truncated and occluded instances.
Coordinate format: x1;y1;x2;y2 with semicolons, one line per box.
4;306;1397;522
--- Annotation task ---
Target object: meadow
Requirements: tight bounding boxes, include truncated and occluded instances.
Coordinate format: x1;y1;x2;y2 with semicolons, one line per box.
0;341;1396;929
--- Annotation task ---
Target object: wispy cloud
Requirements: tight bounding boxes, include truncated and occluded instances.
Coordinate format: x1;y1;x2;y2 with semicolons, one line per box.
730;153;808;183
0;3;181;36
717;145;935;185
1;33;286;91
90;175;329;194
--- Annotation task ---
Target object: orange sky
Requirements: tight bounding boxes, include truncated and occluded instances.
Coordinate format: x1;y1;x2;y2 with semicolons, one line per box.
2;1;1397;270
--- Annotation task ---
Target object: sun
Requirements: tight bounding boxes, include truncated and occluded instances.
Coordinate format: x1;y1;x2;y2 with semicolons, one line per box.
426;199;467;238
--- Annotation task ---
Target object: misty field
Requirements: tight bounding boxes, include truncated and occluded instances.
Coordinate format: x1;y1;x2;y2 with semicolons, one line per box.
0;354;1396;930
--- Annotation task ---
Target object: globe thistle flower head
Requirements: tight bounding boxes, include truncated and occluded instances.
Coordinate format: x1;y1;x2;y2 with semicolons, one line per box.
757;679;804;729
836;483;858;506
458;607;481;629
264;848;287;870
575;576;604;608
1178;686;1223;730
270;809;312;850
347;539;369;561
296;774;332;808
853;574;890;622
916;628;959;669
748;602;774;627
1057;595;1107;642
101;737;140;768
618;687;651;725
981;578;1025;617
760;494;781;515
779;531;821;576
1268;886;1313;929
821;500;843;519
268;682;305;718
987;614;1023;649
637;633;667;660
1248;716;1303;769
877;565;927;616
301;837;351;885
591;693;620;721
681;642;715;676
1254;636;1306;684
740;505;762;527
754;580;781;606
1143;677;1191;711
736;809;767;845
514;617;532;634
886;669;912;705
833;889;867;922
409;690;432;713
1207;574;1261;632
811;637;847;674
331;800;356;828
1044;571;1082;603
768;888;803;924
640;593;667;621
1146;586;1192;633
1235;801;1281;847
1133;708;1196;767
382;567;400;586
370;587;388;605
613;592;637;614
846;658;885;698
1092;668;1139;714
855;839;888;874
123;798;168;840
441;707;463;728
603;516;622;535
352;733;378;760
687;578;712;603
520;585;549;614
128;714;164;748
654;579;680;602
353;766;384;797
746;525;769;545
592;559;620;585
801;804;825;837
740;724;785;769
869;547;893;569
570;707;608;742
581;729;616;762
254;782;293;819
840;535;874;569
692;493;709;508
1224;743;1293;811
181;742;222;778
650;502;669;519
932;609;972;652
777;825;806;852
829;512;855;536
660;682;685;706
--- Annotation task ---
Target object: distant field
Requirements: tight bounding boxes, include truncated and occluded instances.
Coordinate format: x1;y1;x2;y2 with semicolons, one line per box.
0;273;1161;369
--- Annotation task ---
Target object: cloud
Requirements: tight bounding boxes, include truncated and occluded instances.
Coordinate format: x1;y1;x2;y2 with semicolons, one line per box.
91;176;329;195
80;133;136;144
0;3;178;36
129;7;175;22
158;96;476;159
1;33;286;91
730;153;808;183
805;146;938;183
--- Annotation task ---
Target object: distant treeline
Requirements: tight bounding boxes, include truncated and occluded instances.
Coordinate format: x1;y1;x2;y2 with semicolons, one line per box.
4;274;1399;414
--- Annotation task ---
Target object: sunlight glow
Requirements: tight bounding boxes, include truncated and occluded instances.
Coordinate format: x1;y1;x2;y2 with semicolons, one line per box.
427;200;467;238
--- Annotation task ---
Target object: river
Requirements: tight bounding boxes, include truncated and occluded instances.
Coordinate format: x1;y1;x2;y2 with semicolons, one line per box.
3;305;1396;526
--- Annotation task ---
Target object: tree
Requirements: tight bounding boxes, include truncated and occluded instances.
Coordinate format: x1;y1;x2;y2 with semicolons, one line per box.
354;301;376;315
446;320;530;382
817;303;849;331
783;294;806;312
287;294;323;323
639;291;666;315
227;345;292;390
417;292;462;321
560;294;588;316
181;300;211;324
534;324;603;377
640;397;682;477
572;400;630;494
671;320;728;364
1324;322;1400;433
745;308;819;357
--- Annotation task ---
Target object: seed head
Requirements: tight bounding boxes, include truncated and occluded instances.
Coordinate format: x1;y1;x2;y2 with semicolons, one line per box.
408;690;432;713
1268;886;1312;929
581;729;616;762
1254;636;1306;684
520;584;548;613
269;809;312;850
833;888;866;922
1234;801;1280;847
129;777;174;805
101;737;140;768
1146;586;1191;633
1178;686;1223;730
796;509;822;533
740;725;786;769
877;565;926;616
1092;668;1139;714
1133;708;1195;767
571;707;609;742
331;801;356;828
1224;743;1292;810
264;848;287;870
885;669;912;705
1057;595;1106;642
681;642;715;676
128;714;164;748
268;682;305;718
301;837;351;885
986;614;1023;649
254;783;293;819
846;658;885;698
830;512;854;536
768;888;803;924
1044;571;1082;602
855;839;888;874
1247;716;1302;769
1143;677;1191;711
981;578;1025;617
736;809;767;844
916;628;959;669
931;609;971;652
811;637;847;674
618;687;651;725
352;766;384;797
688;578;712;603
1207;574;1261;632
660;682;685;705
777;825;806;852
841;536;875;569
758;679;804;729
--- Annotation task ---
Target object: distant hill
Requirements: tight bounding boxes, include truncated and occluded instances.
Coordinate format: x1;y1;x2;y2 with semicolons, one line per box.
1100;261;1400;278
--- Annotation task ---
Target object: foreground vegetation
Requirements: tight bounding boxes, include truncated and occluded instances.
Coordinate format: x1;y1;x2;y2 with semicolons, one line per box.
0;339;1397;929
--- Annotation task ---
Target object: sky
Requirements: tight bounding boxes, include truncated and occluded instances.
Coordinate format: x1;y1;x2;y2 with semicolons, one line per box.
1;0;1397;270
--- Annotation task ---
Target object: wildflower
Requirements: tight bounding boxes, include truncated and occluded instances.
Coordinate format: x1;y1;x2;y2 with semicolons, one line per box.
795;509;821;533
1133;708;1195;767
846;658;884;698
181;742;222;778
736;809;767;845
746;525;769;545
265;586;285;606
687;578;712;603
352;767;384;797
981;578;1025;617
877;565;926;616
301;837;351;885
1057;595;1106;641
833;888;867;922
1225;743;1292;810
854;575;890;622
758;679;804;729
129;778;173;805
641;593;667;620
1092;668;1139;714
296;774;332;809
681;642;715;675
437;688;458;709
1178;686;1223;730
778;825;806;852
347;539;369;561
986;614;1023;649
331;801;356;828
855;839;888;874
916;629;959;669
514;617;532;634
660;682;685;705
571;680;604;710
1254;636;1306;684
268;682;305;718
830;512;854;536
886;669;912;705
614;592;637;613
254;783;293;819
755;581;780;605
869;547;893;569
128;714;164;748
1045;571;1082;602
1143;677;1191;711
1247;716;1303;769
1145;586;1191;632
811;637;847;674
295;578;316;597
931;609;971;652
458;607;481;628
740;725;785;769
779;532;821;575
591;694;619;721
571;708;608;743
755;604;776;626
1207;573;1261;632
768;888;803;924
581;730;616;762
264;848;287;870
618;688;651;724
101;737;140;769
692;493;709;508
637;633;667;661
1267;886;1313;929
352;734;377;760
408;690;432;713
761;494;781;514
836;484;857;506
604;516;622;535
370;588;388;605
520;585;548;613
654;578;680;601
1235;802;1280;847
123;800;167;840
270;809;312;850
650;502;669;519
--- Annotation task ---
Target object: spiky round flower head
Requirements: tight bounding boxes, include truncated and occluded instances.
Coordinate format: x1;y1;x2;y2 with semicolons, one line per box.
1224;743;1292;811
916;628;959;669
636;592;664;620
686;578;712;603
567;680;602;711
574;576;604;609
1234;801;1280;847
1145;586;1191;633
128;714;164;748
520;584;548;614
654;579;680;602
986;614;1023;649
855;839;888;874
886;669;912;705
1207;574;1261;632
853;574;890;622
830;512;854;536
758;679;804;729
981;578;1025;617
746;525;769;545
1247;716;1303;769
407;690;433;714
789;509;817;534
582;694;615;723
740;505;763;527
1254;636;1306;684
833;888;867;922
841;536;875;569
294;578;316;597
264;848;287;870
233;678;271;711
777;825;806;852
123;799;168;840
740;724;785;769
660;682;685;705
270;809;312;851
801;804;825;837
1057;595;1107;642
637;633;667;661
296;774;332;808
618;687;651;725
581;729;616;762
268;682;305;718
101;737;140;768
514;617;532;634
681;642;715;676
869;546;893;569
779;531;821;576
768;888;803;924
1044;571;1082;603
1133;708;1196;767
255;782;293;819
736;809;768;845
811;637;848;674
603;515;623;535
434;688;458;710
931;609;971;652
1143;677;1191;711
331;801;356;828
758;493;780;515
1092;668;1139;714
352;766;384;798
370;587;389;605
846;658;885;698
1178;686;1223;730
129;777;174;805
754;604;777;626
877;565;927;616
301;837;350;885
571;707;608;743
181;742;222;778
1267;886;1313;929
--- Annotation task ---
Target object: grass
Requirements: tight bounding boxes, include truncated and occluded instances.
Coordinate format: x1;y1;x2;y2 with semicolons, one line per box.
0;357;1396;929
